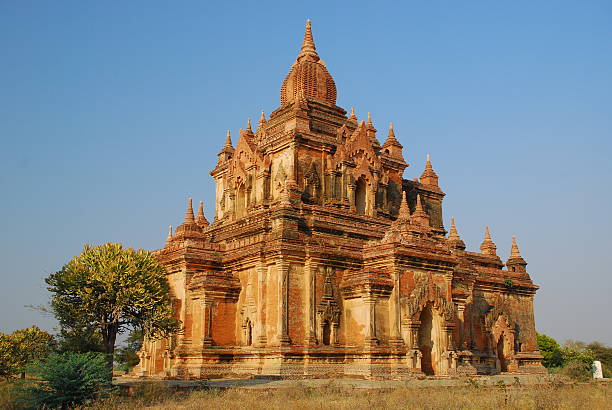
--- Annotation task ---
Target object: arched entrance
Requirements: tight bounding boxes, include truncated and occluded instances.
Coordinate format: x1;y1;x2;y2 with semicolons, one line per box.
418;302;444;375
355;177;367;215
245;320;252;346
322;320;331;346
497;333;507;372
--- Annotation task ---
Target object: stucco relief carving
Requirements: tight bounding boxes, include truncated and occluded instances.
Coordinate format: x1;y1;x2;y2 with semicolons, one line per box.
404;273;455;321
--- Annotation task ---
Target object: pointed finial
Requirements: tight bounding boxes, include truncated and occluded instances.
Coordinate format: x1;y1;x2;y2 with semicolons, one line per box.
298;19;319;61
184;198;195;224
367;112;372;126
195;200;209;227
166;225;173;244
448;216;460;240
259;110;266;127
348;106;357;122
420;153;439;186
411;193;430;226
415;194;424;212
510;236;522;258
398;191;410;219
388;122;396;139
225;129;232;146
480;225;497;255
246;118;252;132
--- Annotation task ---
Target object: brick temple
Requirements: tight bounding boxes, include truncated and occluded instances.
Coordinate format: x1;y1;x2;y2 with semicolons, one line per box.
135;21;545;378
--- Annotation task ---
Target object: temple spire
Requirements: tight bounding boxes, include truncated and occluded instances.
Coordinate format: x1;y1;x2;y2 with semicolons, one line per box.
196;200;209;227
447;216;466;252
480;225;497;255
184;198;195;224
448;216;460;240
258;110;266;128
420;153;439;186
506;236;527;272
367;112;373;127
510;236;521;258
217;129;234;162
398;191;410;220
297;19;319;61
412;193;430;226
166;225;173;245
246;118;252;133
348;106;357;122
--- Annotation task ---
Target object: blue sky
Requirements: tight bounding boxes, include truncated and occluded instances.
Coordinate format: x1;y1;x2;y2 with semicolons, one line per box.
1;1;611;344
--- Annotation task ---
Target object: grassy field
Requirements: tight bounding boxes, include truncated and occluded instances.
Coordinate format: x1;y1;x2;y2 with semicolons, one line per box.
2;378;610;409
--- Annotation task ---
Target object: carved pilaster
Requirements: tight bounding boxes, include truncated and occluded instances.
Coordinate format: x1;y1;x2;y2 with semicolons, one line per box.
389;268;403;346
256;262;267;346
201;297;213;348
277;259;291;345
364;295;378;346
457;304;466;350
305;258;317;345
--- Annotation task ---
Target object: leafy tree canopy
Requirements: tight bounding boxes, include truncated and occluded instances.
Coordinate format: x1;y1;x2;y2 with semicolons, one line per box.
0;326;53;379
46;243;181;367
536;332;563;369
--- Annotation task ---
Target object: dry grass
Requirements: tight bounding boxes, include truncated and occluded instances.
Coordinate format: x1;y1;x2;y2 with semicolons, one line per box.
3;379;610;409
81;380;610;410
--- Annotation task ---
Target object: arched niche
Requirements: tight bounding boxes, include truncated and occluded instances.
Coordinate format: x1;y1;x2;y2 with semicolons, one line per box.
355;177;367;215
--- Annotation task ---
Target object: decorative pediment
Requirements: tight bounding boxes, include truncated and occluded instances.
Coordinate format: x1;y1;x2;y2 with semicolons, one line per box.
404;273;455;321
485;295;516;330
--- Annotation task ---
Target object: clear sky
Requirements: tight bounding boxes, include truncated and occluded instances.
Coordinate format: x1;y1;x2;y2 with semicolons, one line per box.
1;1;611;345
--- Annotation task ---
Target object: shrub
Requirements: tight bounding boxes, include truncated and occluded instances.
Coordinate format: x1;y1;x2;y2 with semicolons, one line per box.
22;352;112;408
536;333;563;369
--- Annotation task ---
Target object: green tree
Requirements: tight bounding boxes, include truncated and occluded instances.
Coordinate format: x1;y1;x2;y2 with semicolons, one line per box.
55;326;105;354
11;326;54;378
536;333;563;369
0;333;18;380
559;340;596;380
23;352;112;408
46;243;181;368
0;326;53;380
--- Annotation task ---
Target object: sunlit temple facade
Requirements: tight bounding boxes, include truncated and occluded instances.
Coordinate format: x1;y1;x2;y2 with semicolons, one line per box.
135;21;545;379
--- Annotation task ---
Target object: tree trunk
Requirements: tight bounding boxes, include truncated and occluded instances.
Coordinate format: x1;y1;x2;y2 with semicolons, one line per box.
102;325;118;371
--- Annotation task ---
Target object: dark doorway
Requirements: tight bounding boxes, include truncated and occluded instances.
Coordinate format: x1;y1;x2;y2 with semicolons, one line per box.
418;304;435;375
355;178;366;215
246;321;252;346
322;320;331;346
497;334;507;372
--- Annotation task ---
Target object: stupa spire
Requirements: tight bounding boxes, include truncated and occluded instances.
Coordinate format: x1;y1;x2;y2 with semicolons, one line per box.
258;110;266;128
166;225;173;245
510;236;521;258
447;216;466;252
225;129;232;147
506;236;527;272
412;193;430;226
420;153;439;186
297;19;319;61
184;198;195;224
196;200;209;227
398;191;411;220
480;225;497;255
348;106;357;122
448;216;460;240
246;118;252;133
